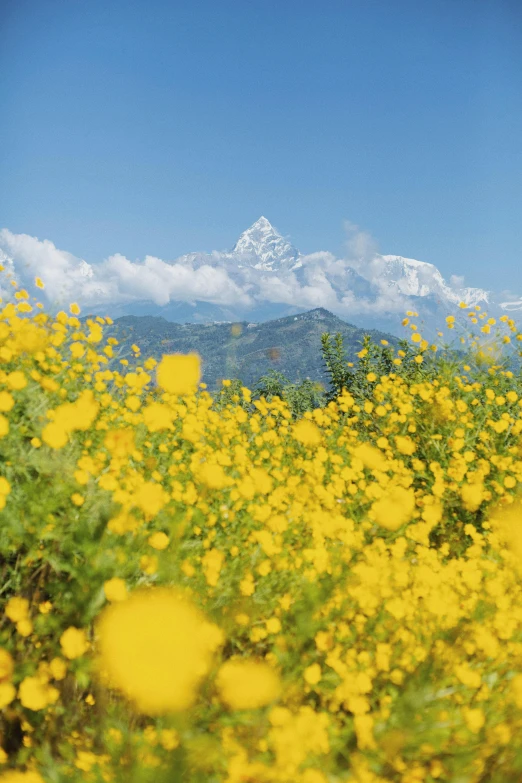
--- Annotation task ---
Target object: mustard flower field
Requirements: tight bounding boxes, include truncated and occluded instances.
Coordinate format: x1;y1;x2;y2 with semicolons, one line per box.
3;274;522;782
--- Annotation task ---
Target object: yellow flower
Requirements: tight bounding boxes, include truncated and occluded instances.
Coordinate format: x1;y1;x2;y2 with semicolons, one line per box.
371;486;416;531
142;402;174;432
240;574;255;596
198;462;230;490
216;659;281;710
0;770;45;782
147;532;170;550
304;663;322;686
463;707;485;734
41;423;68;450
69;302;81;315
5;597;29;623
0;682;15;709
16;619;33;637
133;482;169;519
0;649;14;683
489;503;522;566
202;548;224;587
160;728;179;751
96;588;223;714
70;341;85;359
0;392;14;412
49;658;67;681
352;443;388;472
395;436;416;455
19;676;59;711
266;617;281;634
354;714;376;749
6;371;27;390
104;578;128;603
292;420;322;446
60;627;88;660
126;395;141;411
156;354;201;396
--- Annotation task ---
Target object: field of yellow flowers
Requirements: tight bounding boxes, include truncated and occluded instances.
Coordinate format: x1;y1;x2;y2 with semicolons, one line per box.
2;274;522;783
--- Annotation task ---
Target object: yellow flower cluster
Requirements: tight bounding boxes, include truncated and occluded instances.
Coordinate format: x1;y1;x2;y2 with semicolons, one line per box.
2;277;522;780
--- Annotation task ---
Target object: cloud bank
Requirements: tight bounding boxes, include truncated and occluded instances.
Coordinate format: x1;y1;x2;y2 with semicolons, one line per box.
0;223;492;323
0;229;252;311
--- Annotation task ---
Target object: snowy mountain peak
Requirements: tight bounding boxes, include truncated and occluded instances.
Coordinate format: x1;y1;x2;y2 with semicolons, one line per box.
251;216;272;230
378;254;489;307
232;217;301;271
379;255;450;297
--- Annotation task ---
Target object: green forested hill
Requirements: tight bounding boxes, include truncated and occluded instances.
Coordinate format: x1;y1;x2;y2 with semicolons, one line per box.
104;307;397;391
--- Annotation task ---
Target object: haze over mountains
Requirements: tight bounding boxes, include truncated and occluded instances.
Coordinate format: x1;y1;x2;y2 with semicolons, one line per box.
0;217;519;336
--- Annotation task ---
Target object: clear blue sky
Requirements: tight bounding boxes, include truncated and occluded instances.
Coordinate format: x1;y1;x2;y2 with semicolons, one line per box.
1;0;521;290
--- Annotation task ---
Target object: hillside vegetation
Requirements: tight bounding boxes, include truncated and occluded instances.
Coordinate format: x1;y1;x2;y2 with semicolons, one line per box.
102;308;397;391
2;280;522;782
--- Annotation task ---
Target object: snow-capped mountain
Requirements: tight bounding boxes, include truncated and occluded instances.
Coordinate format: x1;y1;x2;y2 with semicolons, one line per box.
373;255;489;307
232;216;302;271
169;217;490;312
0;217;519;338
120;218;498;334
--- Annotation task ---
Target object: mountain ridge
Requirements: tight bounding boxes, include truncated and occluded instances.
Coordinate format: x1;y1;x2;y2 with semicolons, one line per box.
105;306;398;391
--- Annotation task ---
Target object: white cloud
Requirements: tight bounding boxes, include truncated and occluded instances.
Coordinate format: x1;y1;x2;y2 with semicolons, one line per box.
0;224;411;319
0;229;252;310
101;254;252;307
0;229;97;303
450;274;465;288
0;222;482;323
343;220;380;267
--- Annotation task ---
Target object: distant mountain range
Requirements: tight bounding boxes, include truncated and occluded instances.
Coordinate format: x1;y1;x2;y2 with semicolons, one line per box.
1;217;519;338
105;307;397;391
98;217;495;336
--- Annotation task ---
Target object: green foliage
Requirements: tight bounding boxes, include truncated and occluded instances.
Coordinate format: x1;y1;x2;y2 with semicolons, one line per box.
249;370;325;418
104;308;397;392
253;370;289;401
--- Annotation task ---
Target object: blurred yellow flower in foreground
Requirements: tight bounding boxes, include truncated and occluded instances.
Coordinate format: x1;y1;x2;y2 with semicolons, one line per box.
292;419;322;446
156;353;201;396
216;659;281;710
96;588;223;714
371;486;416;531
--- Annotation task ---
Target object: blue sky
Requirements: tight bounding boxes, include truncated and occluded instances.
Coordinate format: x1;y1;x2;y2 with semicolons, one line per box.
1;0;521;290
